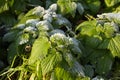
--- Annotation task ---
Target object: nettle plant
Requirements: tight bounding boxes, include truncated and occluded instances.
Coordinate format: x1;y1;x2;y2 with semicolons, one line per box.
76;12;120;78
1;4;87;80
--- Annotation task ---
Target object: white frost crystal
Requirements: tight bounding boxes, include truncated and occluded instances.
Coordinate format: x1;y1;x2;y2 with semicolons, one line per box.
49;3;57;12
24;26;37;33
49;29;65;36
69;38;79;46
97;13;120;22
36;20;53;31
16;24;25;29
50;32;67;43
32;6;45;17
50;33;66;40
26;19;39;27
43;13;52;22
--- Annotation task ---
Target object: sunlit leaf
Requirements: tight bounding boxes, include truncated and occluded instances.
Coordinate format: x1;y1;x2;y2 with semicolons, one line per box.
55;67;74;80
28;37;50;64
108;35;120;57
76;20;98;36
41;52;62;75
105;0;120;7
57;0;77;17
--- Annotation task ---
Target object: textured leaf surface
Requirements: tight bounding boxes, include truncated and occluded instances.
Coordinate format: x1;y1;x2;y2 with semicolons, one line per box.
55;67;73;80
0;0;9;13
7;42;18;64
3;30;18;42
84;36;102;48
76;20;98;36
29;37;50;64
77;3;84;15
96;53;113;75
84;65;94;78
85;0;100;14
41;52;62;75
108;35;120;57
105;0;120;7
57;0;77;17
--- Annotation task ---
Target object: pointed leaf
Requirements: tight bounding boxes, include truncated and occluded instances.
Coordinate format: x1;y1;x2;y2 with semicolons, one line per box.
28;37;50;64
0;0;9;13
55;67;74;80
96;53;113;75
85;0;100;14
84;65;94;78
3;30;19;42
57;0;77;17
105;0;120;7
76;20;98;36
7;42;18;64
77;3;84;15
108;35;120;57
41;52;62;75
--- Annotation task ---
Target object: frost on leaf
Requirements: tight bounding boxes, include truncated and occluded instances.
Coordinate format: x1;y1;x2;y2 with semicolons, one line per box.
49;3;57;12
32;6;45;17
43;13;53;22
26;19;39;27
36;20;53;31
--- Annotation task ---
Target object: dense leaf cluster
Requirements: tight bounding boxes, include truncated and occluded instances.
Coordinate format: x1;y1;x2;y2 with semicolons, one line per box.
1;0;120;80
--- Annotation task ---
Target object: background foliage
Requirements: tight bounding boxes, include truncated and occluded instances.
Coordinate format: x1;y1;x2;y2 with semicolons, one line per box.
1;0;120;80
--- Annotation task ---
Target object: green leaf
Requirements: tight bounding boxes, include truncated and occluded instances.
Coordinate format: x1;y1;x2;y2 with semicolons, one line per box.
57;0;77;17
0;60;4;69
96;53;113;75
18;6;44;24
41;52;62;75
70;61;85;77
87;50;109;66
7;42;18;64
0;0;9;13
108;35;120;57
84;36;102;48
0;13;17;25
77;3;84;15
76;77;90;80
8;0;14;7
76;20;98;36
85;0;100;14
3;30;19;42
18;33;29;45
28;37;50;64
55;67;74;80
105;0;120;7
36;60;42;80
84;65;94;78
86;49;113;75
98;39;110;49
28;0;43;6
103;23;116;38
11;0;26;12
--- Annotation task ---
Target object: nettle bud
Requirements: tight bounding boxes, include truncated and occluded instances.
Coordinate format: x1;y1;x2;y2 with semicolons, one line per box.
25;44;32;53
